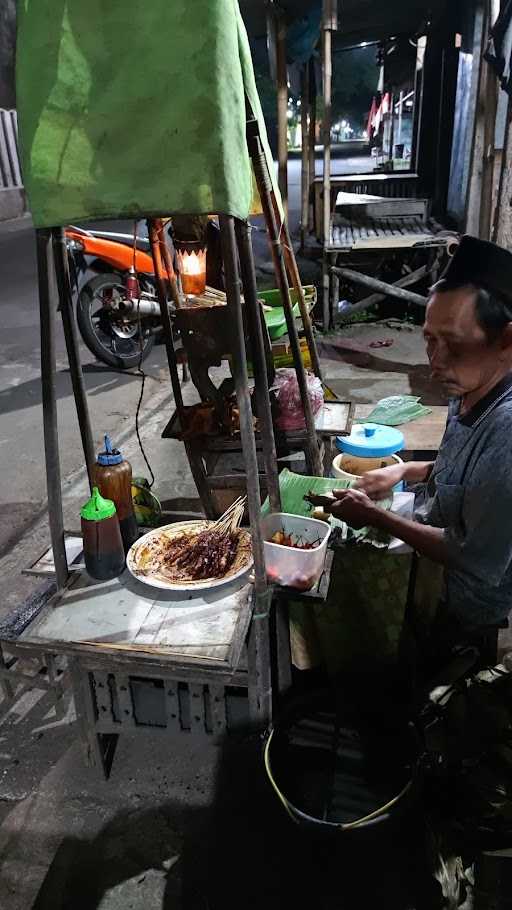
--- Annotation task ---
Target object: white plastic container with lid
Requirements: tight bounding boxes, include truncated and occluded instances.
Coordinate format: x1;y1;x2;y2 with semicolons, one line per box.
332;423;405;491
261;512;331;592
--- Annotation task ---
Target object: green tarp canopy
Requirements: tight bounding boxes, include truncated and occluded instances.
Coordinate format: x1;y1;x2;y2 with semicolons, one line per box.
16;0;274;227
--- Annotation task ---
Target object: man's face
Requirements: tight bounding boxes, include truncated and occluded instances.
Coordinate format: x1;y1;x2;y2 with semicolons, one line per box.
424;287;505;397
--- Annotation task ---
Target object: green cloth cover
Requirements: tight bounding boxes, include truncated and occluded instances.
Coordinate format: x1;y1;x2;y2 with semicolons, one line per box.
16;0;274;227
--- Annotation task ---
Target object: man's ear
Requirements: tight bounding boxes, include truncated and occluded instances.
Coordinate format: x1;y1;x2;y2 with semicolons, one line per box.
499;322;512;352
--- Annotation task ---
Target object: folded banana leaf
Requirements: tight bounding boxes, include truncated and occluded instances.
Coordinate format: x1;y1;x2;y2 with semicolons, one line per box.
366;395;432;426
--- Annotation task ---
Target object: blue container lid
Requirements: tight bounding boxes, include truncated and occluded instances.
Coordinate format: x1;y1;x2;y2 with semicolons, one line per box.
336;423;404;458
97;434;123;466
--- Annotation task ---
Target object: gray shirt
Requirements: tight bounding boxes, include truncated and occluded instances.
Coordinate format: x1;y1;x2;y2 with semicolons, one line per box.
414;374;512;628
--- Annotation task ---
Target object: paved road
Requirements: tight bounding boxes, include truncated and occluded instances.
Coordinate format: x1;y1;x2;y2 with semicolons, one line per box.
0;216;170;561
286;153;374;234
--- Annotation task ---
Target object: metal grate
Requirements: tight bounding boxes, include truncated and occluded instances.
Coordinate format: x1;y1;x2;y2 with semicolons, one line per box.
0;109;23;189
91;670;248;737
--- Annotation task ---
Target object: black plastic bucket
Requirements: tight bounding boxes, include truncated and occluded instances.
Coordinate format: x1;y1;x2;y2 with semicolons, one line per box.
264;691;420;837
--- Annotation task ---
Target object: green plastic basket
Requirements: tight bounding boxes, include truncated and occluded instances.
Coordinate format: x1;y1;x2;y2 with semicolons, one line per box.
261;285;317;340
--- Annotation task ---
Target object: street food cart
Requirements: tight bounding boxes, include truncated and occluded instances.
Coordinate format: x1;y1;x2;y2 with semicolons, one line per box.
0;0;349;776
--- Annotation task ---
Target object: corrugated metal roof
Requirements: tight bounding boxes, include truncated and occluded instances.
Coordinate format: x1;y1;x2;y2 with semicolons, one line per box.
240;0;449;46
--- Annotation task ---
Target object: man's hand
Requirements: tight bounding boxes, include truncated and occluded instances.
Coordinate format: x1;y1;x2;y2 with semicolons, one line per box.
354;463;405;500
354;460;435;499
328;486;451;566
330;488;378;530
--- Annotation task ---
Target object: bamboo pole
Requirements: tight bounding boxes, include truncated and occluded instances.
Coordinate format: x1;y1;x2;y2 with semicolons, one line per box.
479;2;500;241
153;218;182;310
321;0;336;329
308;59;317;236
270;201;323;382
397;90;404;147
465;1;488;235
300;63;310;252
479;72;499;240
147;220;185;419
332;266;428;306
276;10;288;218
153;219;189;382
322;24;332;247
492;95;512;243
388;92;395;164
336;266;428;320
247;120;323;477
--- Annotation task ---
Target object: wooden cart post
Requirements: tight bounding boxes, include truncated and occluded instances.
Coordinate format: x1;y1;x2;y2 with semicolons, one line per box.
36;228;69;591
275;9;289;217
247;120;323;477
153;218;189;384
219;215;272;725
148;219;186;414
308;59;317;236
269;193;324;382
148;219;217;519
152;218;182;311
234;219;281;514
300;62;310;253
321;0;337;330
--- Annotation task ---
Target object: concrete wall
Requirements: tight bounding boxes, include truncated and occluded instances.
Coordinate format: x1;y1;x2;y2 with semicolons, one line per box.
0;0;16;109
496;108;512;251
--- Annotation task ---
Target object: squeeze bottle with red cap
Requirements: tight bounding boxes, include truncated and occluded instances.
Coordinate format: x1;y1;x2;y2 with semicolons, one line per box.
92;435;138;553
81;488;125;581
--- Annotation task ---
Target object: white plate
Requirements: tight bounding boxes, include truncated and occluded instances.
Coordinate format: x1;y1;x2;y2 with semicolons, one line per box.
126;520;253;592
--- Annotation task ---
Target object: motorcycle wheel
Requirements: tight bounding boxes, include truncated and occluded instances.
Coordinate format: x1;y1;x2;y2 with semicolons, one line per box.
77;272;156;370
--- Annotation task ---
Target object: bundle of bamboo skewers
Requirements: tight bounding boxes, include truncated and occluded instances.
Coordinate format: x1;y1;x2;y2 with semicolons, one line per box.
212;496;247;534
161;497;248;581
185;286;271;312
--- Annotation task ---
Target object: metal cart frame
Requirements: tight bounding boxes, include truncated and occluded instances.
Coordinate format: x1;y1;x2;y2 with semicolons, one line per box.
0;113;330;775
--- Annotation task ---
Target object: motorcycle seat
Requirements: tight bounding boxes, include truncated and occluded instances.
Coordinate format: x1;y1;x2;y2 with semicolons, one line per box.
92;231;151;252
67;225;152;252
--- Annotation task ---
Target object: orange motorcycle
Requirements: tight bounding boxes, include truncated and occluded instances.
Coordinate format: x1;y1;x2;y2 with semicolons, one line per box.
65;225;165;370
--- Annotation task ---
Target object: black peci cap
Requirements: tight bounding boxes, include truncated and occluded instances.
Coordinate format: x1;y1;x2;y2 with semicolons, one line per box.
440;235;512;306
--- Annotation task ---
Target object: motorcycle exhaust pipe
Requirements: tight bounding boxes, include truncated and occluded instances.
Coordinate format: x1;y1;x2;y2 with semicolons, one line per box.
119;298;163;318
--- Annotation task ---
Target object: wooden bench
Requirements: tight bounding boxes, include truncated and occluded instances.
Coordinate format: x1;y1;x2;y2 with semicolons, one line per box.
313;172;420;241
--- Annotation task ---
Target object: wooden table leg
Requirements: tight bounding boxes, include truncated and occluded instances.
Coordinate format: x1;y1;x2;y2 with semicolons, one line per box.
0;643;14;701
70;659;118;779
247;589;273;727
274;597;293;702
185;441;217;520
321;436;333;476
44;652;65;720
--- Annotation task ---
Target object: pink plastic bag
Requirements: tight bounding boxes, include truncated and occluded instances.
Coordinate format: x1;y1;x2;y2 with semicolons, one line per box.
273;368;323;431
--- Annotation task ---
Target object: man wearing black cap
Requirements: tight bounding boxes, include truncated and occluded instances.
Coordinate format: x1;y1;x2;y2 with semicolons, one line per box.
330;235;512;660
